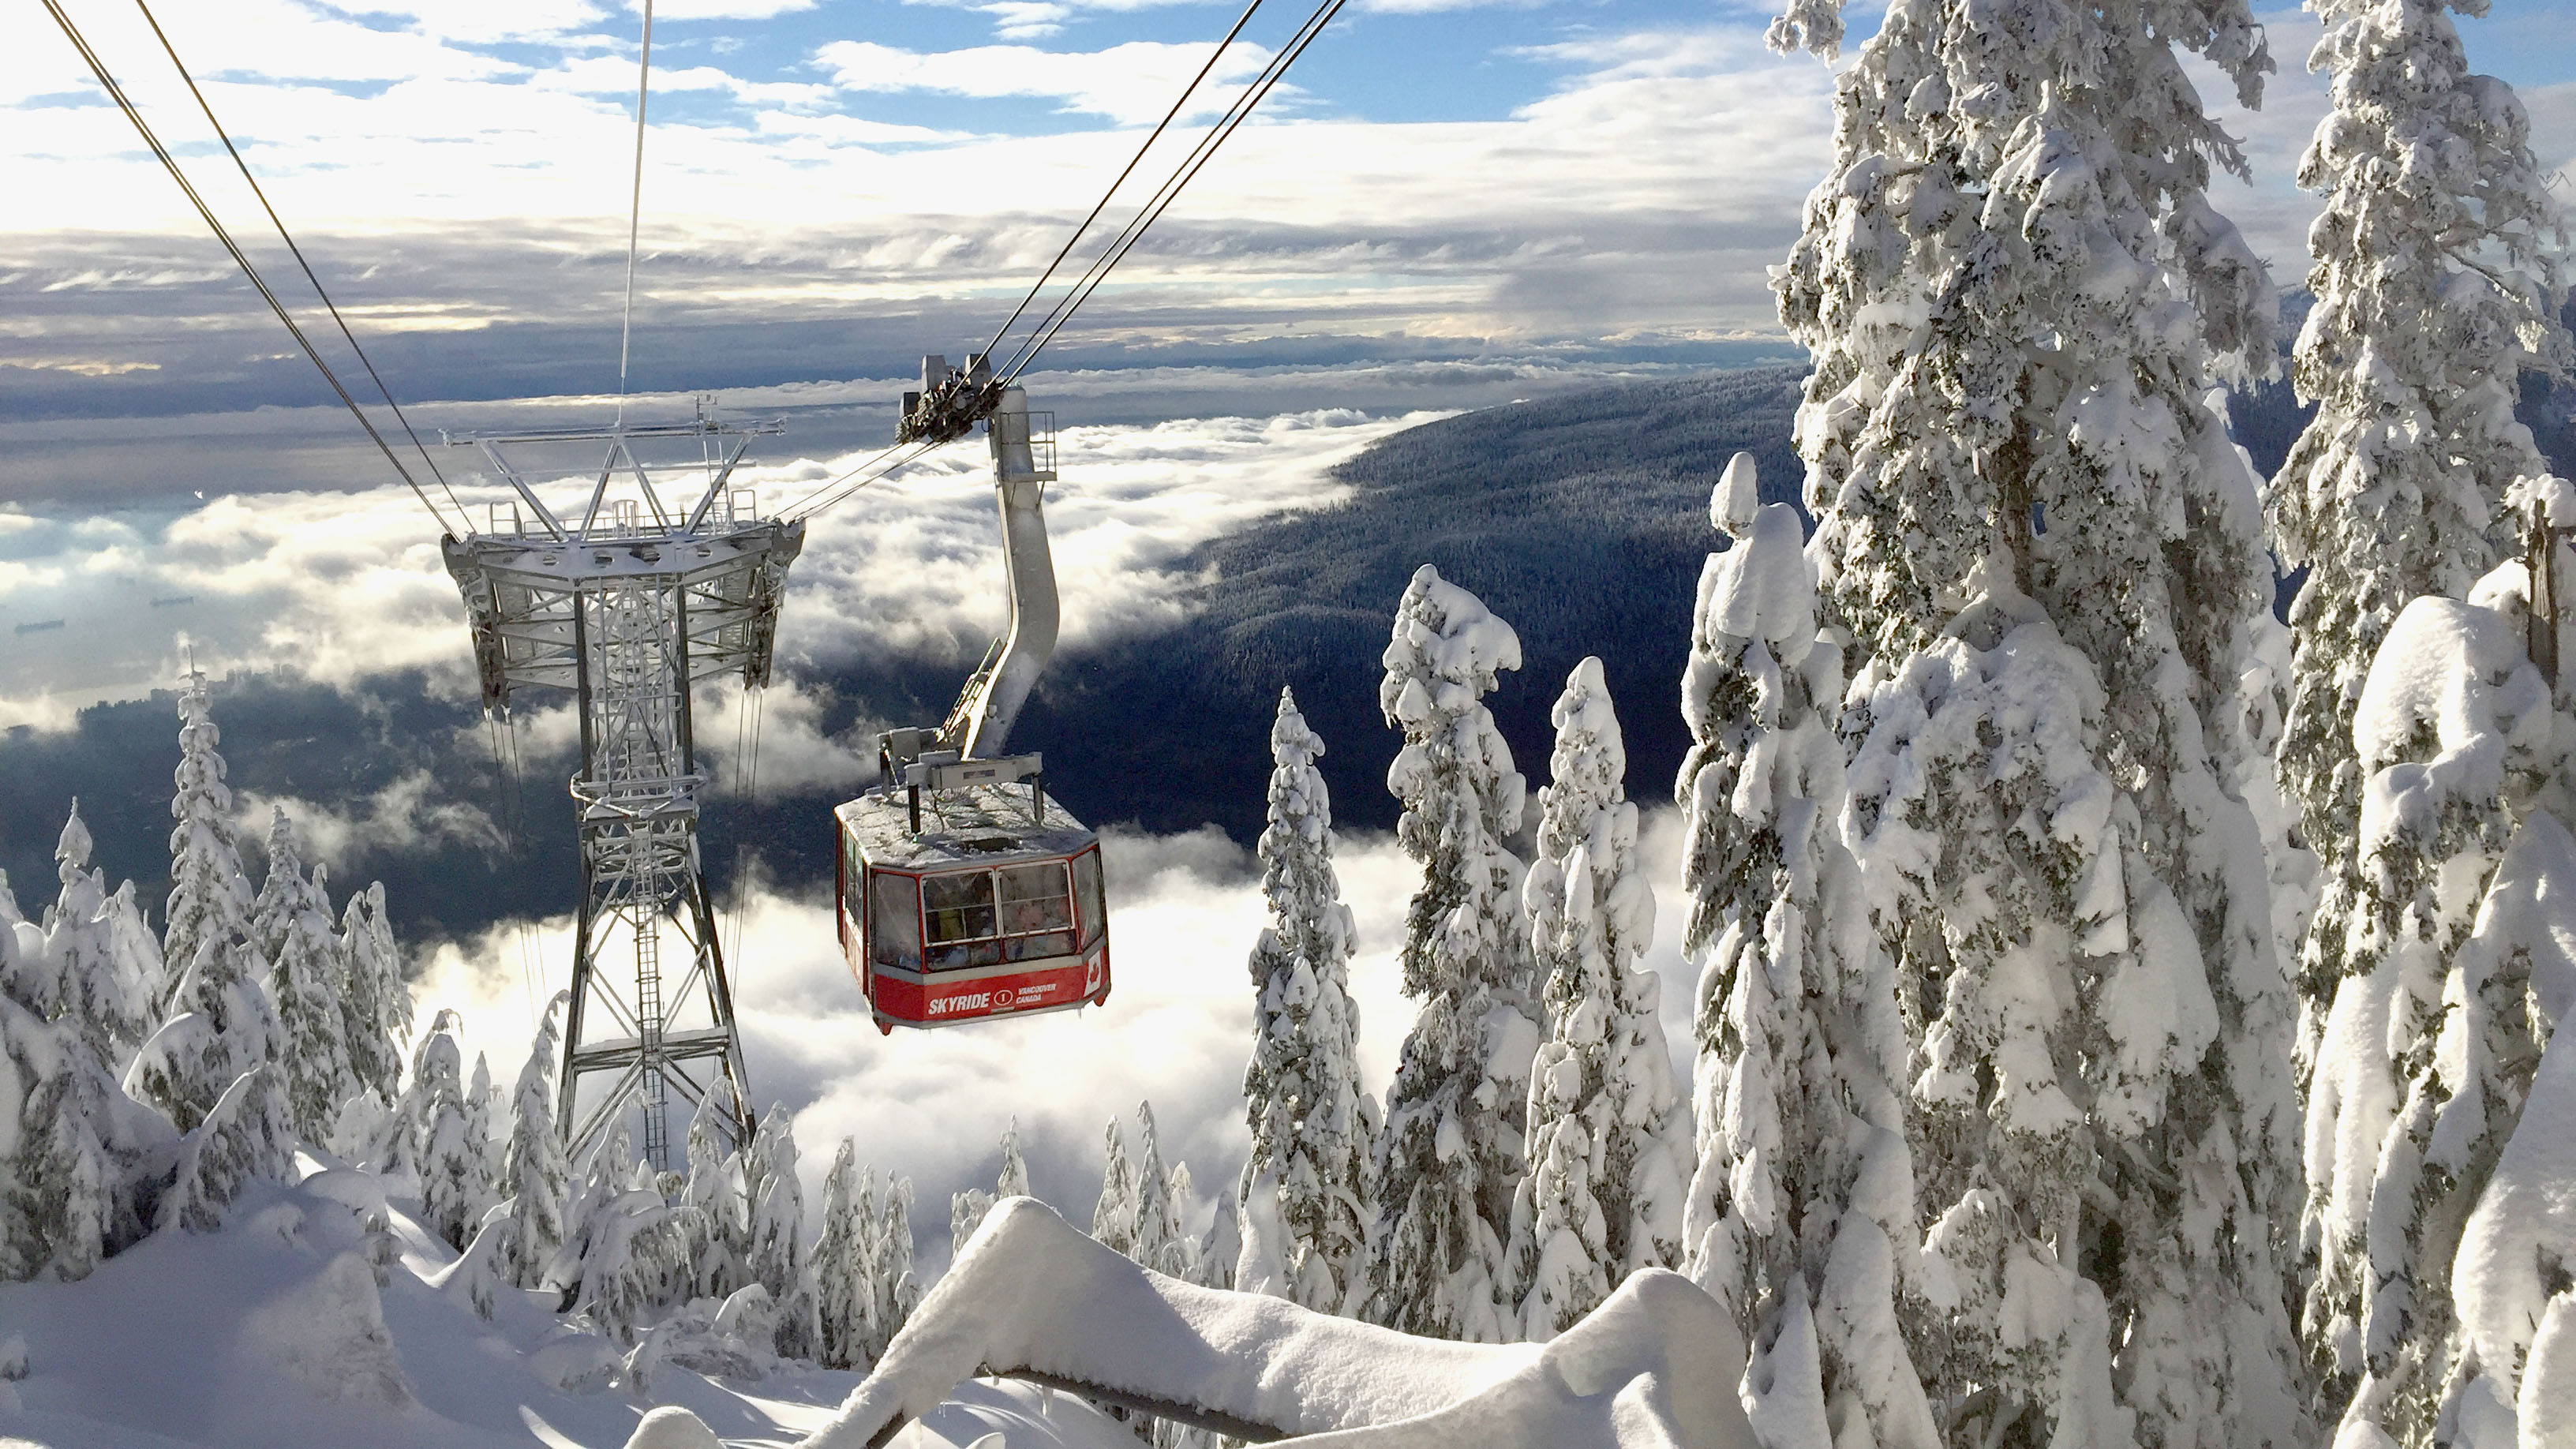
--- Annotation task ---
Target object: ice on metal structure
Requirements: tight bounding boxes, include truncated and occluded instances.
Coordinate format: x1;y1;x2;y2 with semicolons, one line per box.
440;412;802;1166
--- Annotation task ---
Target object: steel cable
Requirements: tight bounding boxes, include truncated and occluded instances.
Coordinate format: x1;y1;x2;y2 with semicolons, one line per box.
38;0;462;535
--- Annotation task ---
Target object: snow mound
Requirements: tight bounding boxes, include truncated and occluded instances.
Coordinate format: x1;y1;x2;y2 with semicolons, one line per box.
790;1197;1754;1449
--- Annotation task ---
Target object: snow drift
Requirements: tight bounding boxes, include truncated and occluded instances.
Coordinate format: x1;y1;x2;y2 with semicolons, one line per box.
778;1196;1754;1449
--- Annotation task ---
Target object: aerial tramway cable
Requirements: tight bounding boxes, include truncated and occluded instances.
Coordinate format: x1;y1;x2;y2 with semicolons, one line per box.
994;0;1350;386
37;0;464;536
616;0;657;419
775;0;1346;523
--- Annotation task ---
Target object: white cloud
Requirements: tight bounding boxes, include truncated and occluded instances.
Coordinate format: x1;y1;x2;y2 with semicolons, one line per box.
0;399;1415;728
814;38;1273;125
406;802;1706;1276
234;769;504;877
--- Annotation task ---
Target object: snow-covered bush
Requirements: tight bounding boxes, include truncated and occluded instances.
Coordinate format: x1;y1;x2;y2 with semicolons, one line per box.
1371;564;1536;1342
1238;687;1376;1316
1506;656;1686;1341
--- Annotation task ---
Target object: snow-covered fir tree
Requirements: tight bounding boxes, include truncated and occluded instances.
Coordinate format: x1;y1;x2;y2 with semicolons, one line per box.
498;992;571;1289
248;807;322;972
951;1117;1032;1260
1095;1112;1139;1256
0;869;162;1281
1672;455;1935;1449
680;1081;750;1301
1370;564;1536;1342
163;667;253;996
2300;573;2571;1448
818;1138;871;1370
743;1105;820;1361
407;1009;491;1251
1237;687;1376;1315
339;882;410;1104
546;1122;672;1343
1769;0;2308;1441
268;860;355;1144
128;932;283;1136
1505;656;1687;1341
869;1172;921;1361
1125;1101;1203;1286
156;1061;296;1235
39;803;158;1058
2267;2;2574;1427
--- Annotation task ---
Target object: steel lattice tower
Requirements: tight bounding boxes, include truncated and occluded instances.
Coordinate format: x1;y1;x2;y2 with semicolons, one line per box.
441;415;802;1166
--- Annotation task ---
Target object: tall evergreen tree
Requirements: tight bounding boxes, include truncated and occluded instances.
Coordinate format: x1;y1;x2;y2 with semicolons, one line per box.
498;993;571;1290
269;863;354;1144
408;1009;489;1251
1239;688;1376;1315
744;1105;822;1361
1506;657;1688;1341
248;807;321;972
128;933;283;1135
2266;2;2573;1426
163;668;253;995
1770;2;2307;1443
951;1117;1033;1260
1095;1114;1139;1256
870;1174;921;1360
817;1138;871;1370
1674;457;1936;1449
1370;564;1535;1342
1;872;152;1281
2301;584;2567;1447
339;882;410;1105
39;803;157;1059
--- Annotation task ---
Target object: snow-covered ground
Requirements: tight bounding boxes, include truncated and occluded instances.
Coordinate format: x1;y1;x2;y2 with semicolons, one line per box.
0;1163;1133;1449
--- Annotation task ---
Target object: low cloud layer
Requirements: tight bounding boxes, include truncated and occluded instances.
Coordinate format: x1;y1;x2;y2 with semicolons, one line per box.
408;805;1703;1276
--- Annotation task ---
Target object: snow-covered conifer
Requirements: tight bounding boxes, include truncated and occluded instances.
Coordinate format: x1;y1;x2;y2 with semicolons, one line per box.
1094;1114;1138;1256
1769;1;2308;1440
157;1062;296;1234
1672;458;1934;1447
498;992;570;1289
39;803;157;1058
869;1174;920;1360
546;1122;669;1342
338;882;410;1103
128;932;283;1134
2267;4;2574;1423
2271;0;2571;994
744;1105;821;1361
1;872;153;1281
1506;657;1687;1341
163;668;253;994
1238;688;1376;1315
1370;564;1535;1342
951;1117;1032;1260
408;1010;489;1251
248;807;321;971
680;1080;749;1301
268;863;355;1144
817;1138;871;1370
2301;579;2568;1447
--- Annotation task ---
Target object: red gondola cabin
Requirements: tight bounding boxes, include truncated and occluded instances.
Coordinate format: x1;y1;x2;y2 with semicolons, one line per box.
836;783;1109;1032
